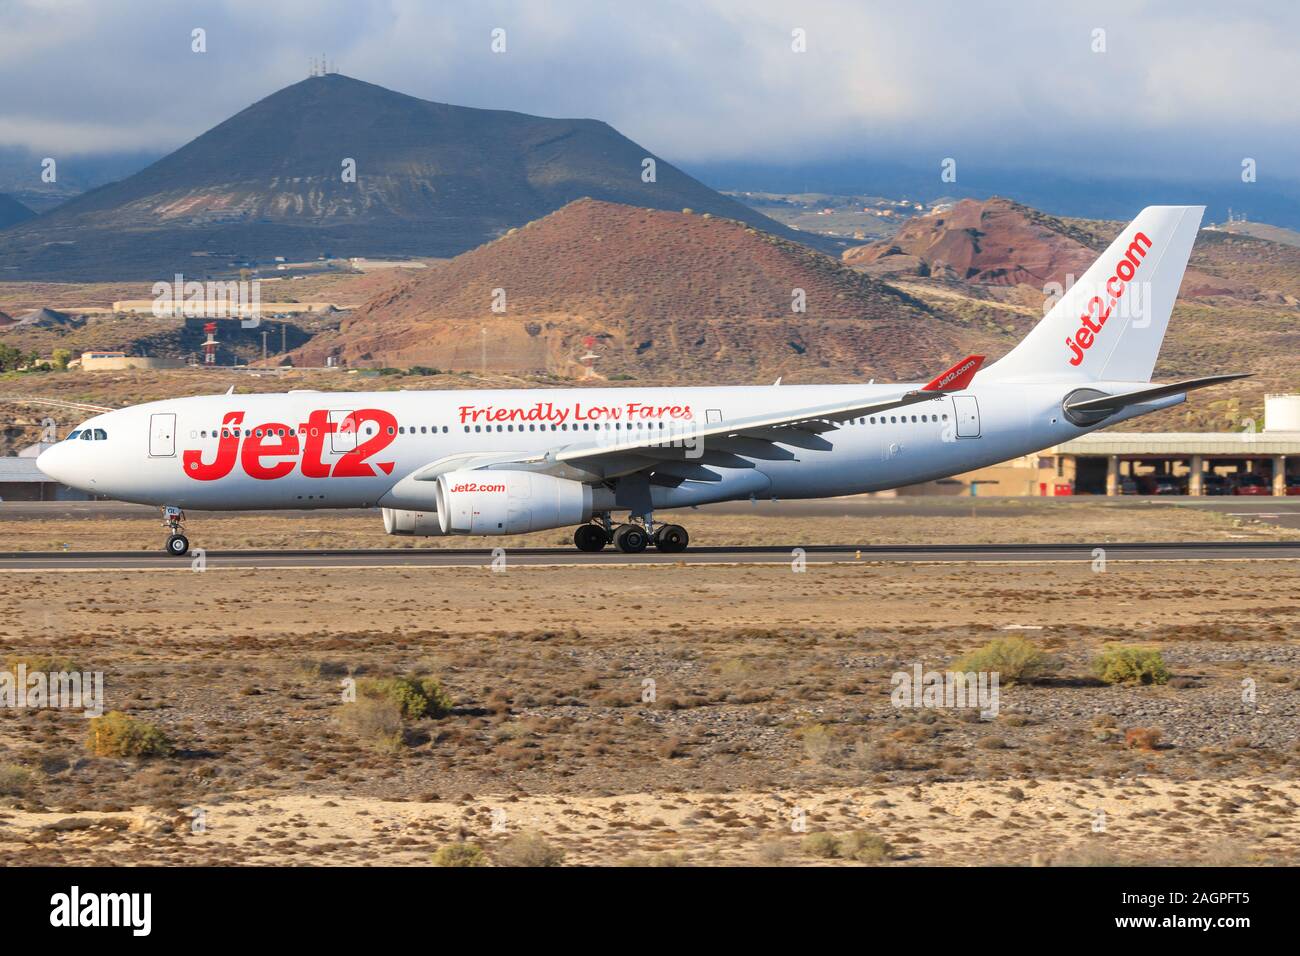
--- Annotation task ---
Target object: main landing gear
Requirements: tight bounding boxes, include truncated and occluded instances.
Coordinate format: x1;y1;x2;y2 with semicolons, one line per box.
573;513;689;554
162;506;190;557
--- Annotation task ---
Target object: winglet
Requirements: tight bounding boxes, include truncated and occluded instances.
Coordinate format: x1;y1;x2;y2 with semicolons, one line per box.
922;355;984;392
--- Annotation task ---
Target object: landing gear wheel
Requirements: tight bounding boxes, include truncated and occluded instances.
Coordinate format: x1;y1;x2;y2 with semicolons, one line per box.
165;533;190;557
574;524;609;552
613;524;649;554
653;524;689;553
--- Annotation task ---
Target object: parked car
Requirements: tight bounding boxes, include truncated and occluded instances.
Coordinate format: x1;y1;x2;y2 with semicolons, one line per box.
1231;474;1272;496
1286;477;1300;496
1118;477;1139;495
1135;474;1181;495
1151;476;1183;495
1201;474;1230;495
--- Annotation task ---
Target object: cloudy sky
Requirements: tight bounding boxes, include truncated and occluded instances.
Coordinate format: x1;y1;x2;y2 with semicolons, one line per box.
2;0;1297;183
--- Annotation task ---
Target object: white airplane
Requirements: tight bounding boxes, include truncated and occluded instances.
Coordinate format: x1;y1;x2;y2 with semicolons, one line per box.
39;205;1244;556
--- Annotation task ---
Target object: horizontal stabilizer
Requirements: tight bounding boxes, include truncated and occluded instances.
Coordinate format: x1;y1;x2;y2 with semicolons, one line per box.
1065;373;1250;417
922;355;984;392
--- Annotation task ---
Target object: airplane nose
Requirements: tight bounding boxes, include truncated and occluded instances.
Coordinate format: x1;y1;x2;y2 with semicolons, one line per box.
36;444;70;484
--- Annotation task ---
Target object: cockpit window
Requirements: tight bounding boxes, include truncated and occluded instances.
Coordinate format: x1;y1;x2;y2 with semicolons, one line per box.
94;428;107;440
66;430;81;441
81;430;93;440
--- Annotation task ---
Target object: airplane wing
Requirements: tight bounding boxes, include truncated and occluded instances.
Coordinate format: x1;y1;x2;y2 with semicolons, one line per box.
410;355;985;483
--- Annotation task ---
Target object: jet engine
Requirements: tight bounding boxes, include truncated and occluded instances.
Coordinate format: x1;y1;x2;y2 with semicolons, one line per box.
434;470;592;535
381;508;447;536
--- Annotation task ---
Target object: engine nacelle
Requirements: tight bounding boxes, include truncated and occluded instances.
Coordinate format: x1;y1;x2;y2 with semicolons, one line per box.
435;470;592;535
381;508;447;536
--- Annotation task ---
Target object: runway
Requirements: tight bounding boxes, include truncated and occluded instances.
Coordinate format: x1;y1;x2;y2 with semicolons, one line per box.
1;540;1296;571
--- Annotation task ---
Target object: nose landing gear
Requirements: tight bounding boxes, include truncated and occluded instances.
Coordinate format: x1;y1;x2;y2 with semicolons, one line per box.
162;506;190;557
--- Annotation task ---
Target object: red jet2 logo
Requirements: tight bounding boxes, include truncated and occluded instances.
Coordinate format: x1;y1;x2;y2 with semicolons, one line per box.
1065;231;1152;366
182;409;396;481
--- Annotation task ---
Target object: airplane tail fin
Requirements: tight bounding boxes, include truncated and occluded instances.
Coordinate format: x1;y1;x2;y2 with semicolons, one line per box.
982;205;1204;384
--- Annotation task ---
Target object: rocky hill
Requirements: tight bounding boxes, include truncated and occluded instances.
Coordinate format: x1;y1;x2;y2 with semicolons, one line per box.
286;199;990;381
0;75;812;281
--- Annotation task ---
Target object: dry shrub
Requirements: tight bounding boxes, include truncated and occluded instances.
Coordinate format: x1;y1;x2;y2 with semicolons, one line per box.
950;636;1057;684
801;830;891;863
797;723;836;763
8;655;79;674
802;832;840;859
0;763;36;797
1124;727;1162;751
495;831;565;867
432;843;487;867
339;697;404;752
623;851;690;867
87;712;173;758
840;830;893;864
1092;646;1169;686
357;675;452;719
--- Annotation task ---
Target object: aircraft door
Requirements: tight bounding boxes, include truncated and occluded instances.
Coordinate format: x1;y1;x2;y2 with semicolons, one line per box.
952;396;981;438
329;409;357;453
148;413;176;457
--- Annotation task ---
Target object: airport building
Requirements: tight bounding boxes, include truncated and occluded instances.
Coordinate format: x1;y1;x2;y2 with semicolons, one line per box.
79;351;186;371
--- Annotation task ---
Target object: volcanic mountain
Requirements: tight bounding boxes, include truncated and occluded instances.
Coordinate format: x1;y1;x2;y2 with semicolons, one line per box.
0;193;35;230
286;198;988;382
0;74;814;281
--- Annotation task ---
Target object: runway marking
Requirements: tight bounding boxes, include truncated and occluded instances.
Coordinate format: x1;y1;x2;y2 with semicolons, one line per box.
2;557;1297;574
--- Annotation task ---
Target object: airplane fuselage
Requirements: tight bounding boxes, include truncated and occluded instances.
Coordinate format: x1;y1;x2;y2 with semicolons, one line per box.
38;380;1175;511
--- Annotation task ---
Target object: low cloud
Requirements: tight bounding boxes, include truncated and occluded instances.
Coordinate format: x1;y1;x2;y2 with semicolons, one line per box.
0;0;1296;179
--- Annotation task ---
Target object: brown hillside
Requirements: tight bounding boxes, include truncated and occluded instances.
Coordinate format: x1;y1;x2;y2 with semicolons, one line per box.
844;197;1249;299
844;198;1099;286
287;199;990;382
